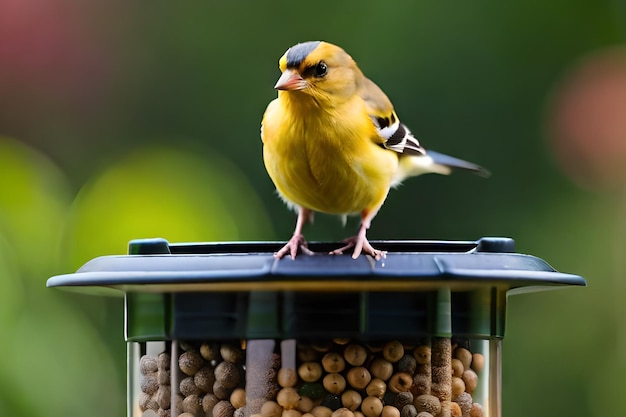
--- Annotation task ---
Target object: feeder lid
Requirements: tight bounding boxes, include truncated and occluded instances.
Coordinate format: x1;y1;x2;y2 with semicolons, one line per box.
46;237;586;296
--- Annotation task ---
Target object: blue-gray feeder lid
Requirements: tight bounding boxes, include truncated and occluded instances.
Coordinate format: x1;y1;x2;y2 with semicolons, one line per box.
47;237;586;341
47;237;585;295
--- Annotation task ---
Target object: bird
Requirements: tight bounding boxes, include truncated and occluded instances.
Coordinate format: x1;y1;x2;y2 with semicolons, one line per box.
260;41;489;260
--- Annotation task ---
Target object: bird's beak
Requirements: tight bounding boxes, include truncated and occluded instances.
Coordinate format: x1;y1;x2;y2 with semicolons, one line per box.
274;69;306;91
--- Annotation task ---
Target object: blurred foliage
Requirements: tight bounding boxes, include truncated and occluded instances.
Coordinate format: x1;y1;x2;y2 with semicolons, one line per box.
66;145;272;268
0;0;625;416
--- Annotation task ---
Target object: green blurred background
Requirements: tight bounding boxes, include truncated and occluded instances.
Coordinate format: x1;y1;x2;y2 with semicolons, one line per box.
1;0;625;416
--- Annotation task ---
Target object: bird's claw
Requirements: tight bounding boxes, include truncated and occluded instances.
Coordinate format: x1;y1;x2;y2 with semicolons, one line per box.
275;234;314;259
330;236;387;260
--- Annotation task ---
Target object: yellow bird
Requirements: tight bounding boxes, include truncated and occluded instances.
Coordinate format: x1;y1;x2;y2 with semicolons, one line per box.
261;41;489;260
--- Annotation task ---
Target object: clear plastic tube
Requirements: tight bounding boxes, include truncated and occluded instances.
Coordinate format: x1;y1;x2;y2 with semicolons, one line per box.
130;337;499;417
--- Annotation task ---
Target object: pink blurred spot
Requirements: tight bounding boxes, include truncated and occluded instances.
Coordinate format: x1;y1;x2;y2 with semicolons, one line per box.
0;0;111;117
548;46;626;192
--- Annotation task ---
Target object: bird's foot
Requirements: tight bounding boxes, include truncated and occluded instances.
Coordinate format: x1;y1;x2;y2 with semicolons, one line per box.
330;235;387;260
275;234;314;259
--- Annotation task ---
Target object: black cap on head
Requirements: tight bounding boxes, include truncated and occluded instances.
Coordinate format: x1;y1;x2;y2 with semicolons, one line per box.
286;41;321;68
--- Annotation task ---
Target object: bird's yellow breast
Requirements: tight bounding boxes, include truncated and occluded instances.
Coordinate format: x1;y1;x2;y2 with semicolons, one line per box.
262;93;398;215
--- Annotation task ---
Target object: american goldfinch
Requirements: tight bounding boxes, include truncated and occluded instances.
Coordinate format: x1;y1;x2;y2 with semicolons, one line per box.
261;41;489;260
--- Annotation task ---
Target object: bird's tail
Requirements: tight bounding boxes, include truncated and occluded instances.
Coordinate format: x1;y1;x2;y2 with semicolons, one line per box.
427;150;491;178
394;150;490;185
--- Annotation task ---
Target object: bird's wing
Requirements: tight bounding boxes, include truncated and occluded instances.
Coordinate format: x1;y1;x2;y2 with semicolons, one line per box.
358;77;426;156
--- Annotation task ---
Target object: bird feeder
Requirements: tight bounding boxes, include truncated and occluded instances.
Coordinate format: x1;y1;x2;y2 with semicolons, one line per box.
47;237;585;417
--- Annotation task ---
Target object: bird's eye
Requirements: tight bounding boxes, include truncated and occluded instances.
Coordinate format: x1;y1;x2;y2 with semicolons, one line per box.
314;62;327;77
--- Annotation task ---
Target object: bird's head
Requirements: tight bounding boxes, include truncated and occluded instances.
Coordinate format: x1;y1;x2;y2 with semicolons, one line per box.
274;41;362;104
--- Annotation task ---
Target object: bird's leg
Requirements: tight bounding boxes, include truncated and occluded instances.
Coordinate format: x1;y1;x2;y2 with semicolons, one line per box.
275;207;315;259
330;209;386;260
